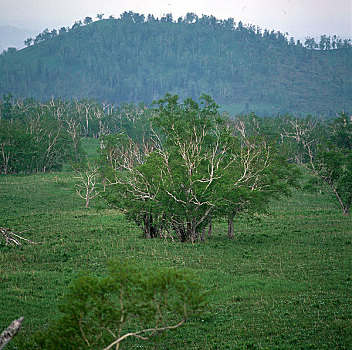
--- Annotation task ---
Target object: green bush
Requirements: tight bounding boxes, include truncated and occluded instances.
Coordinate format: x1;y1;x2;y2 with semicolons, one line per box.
27;259;208;349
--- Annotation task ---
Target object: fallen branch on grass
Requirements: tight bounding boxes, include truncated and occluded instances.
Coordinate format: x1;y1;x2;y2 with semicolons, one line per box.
0;227;42;246
0;317;24;350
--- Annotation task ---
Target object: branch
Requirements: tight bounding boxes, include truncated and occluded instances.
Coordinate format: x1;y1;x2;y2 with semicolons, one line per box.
0;317;24;350
102;319;186;350
0;228;42;246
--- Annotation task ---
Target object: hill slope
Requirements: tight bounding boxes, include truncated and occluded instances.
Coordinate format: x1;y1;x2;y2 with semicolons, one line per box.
0;15;351;116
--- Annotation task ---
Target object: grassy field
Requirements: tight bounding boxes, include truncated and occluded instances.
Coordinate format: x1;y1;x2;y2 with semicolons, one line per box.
1;163;352;348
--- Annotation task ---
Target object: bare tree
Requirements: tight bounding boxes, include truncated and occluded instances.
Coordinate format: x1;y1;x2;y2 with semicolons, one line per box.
74;162;100;208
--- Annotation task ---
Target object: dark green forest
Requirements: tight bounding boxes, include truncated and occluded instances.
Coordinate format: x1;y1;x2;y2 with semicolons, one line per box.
0;11;351;116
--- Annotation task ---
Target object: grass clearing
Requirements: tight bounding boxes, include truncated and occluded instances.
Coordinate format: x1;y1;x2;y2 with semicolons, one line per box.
1;168;351;349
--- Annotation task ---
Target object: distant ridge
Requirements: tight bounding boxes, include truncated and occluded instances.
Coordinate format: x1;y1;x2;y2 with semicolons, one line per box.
0;12;351;116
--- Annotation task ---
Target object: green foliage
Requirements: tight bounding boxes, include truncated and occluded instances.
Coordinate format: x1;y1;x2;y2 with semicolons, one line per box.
27;260;207;349
101;94;299;241
0;119;33;173
314;114;352;214
0;100;77;174
282;112;352;215
329;111;352;150
0;96;155;174
0;13;351;115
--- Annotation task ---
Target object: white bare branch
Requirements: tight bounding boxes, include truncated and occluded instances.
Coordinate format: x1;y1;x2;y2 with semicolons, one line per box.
0;317;24;350
102;318;186;350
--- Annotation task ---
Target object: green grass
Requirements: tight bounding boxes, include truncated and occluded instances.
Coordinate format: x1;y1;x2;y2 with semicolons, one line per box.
1;169;351;349
80;137;100;160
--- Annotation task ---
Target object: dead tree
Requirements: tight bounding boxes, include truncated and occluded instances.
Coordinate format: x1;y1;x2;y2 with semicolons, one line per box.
73;162;100;208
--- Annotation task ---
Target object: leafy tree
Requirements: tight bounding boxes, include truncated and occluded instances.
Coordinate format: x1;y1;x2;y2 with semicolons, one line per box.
0;120;33;174
304;37;317;50
161;13;173;23
46;98;83;161
101;94;299;241
183;12;198;24
330;112;352;150
148;94;225;241
315;112;352;214
282;113;352;215
58;27;67;35
215;115;300;238
71;20;82;30
1;47;17;56
83;16;93;25
100;132;161;238
27;260;207;349
147;14;157;22
0;93;14;119
100;94;225;241
0;95;156;175
319;35;332;50
24;38;33;47
314;144;352;215
0;97;83;173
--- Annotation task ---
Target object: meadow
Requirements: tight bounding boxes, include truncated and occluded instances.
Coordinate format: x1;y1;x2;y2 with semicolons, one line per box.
1;149;351;348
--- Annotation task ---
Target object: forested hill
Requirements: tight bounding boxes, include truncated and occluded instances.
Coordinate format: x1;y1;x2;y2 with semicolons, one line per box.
0;12;351;116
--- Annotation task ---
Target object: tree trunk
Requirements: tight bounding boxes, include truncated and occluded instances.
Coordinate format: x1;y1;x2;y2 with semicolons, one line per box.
85;189;90;208
179;224;187;242
227;218;234;239
143;214;158;238
208;219;212;237
329;183;350;216
173;222;180;240
342;206;350;216
201;225;206;242
143;214;151;238
173;222;187;242
188;218;197;243
149;221;158;238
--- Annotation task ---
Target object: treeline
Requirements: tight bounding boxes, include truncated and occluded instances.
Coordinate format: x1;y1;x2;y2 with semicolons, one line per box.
280;112;352;216
0;95;151;174
0;12;351;116
21;11;352;51
1;94;351;229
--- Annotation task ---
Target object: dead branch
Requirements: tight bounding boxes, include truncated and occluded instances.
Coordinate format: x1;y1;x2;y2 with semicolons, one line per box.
0;317;24;350
102;318;186;350
0;228;41;246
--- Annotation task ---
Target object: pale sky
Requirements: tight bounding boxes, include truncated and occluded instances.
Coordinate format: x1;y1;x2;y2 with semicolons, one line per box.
0;0;351;40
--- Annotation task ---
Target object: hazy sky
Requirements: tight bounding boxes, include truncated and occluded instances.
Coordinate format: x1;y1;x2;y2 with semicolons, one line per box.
0;0;351;39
